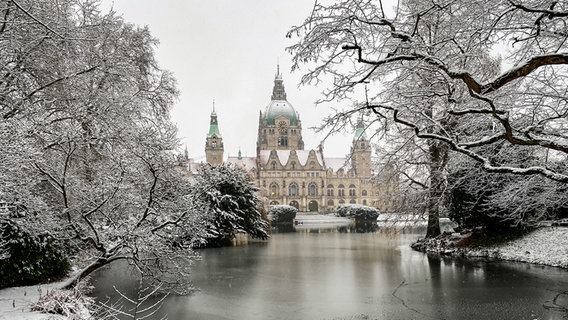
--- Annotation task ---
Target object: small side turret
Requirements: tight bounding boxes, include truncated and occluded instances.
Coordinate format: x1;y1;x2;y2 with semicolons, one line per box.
351;118;372;177
205;100;224;166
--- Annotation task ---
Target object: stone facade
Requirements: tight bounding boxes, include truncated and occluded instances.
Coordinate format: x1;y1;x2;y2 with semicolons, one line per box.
205;67;398;213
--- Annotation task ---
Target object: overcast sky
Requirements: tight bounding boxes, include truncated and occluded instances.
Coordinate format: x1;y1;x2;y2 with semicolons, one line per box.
98;0;360;160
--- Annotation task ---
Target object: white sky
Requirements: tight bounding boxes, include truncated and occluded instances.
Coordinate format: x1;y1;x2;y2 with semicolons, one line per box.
98;0;356;160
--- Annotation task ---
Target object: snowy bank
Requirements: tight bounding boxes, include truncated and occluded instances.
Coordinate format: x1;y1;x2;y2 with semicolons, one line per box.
412;227;568;268
0;282;65;319
0;278;93;320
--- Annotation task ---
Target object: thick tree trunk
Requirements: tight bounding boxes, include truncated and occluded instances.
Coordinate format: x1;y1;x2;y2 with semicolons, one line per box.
426;179;442;238
426;140;448;238
61;256;124;290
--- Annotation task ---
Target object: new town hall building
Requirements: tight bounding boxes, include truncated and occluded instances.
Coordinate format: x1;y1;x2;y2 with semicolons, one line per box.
202;67;398;213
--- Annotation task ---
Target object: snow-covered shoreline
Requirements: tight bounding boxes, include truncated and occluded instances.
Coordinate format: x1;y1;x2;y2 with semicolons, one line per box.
412;227;568;269
0;282;65;320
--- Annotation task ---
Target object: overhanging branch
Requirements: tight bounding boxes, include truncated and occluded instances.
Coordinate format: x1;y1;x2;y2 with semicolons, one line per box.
365;103;568;183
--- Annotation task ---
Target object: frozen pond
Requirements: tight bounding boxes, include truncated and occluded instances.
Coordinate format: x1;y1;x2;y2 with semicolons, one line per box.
92;225;568;319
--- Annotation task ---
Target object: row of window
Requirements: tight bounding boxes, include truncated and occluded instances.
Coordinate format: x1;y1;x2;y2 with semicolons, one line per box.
269;182;368;197
270;160;319;170
269;199;368;208
265;129;299;135
264;172;315;178
329;199;367;206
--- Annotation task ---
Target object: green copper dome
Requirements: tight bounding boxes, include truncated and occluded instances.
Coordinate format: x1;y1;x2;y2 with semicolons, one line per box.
264;100;299;125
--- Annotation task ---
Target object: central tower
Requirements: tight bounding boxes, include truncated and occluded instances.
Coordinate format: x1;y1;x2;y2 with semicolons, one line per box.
257;65;304;151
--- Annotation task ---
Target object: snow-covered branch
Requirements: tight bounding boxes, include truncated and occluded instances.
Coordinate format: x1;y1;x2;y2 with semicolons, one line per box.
367;103;568;183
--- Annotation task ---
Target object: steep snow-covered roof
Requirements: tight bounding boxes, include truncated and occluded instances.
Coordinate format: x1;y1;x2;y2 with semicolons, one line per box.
324;157;350;172
258;150;271;166
227;156;257;171
258;149;325;168
276;150;291;165
296;150;323;166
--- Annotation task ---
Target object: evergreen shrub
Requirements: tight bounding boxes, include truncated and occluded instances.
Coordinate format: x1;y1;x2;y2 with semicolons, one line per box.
0;220;70;288
337;204;379;221
270;205;297;223
336;204;352;217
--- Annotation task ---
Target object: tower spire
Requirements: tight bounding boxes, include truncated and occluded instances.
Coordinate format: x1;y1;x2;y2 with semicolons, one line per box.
271;64;286;100
353;116;368;141
208;101;220;136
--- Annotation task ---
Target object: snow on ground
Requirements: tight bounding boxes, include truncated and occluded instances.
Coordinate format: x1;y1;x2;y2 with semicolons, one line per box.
0;282;65;320
294;213;351;224
468;227;568;268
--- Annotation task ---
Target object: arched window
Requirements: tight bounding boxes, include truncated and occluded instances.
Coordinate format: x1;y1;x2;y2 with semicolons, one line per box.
362;190;368;196
308;183;318;196
291;161;296;169
270;182;279;197
339;199;345;204
327;199;334;206
278;136;288;146
349;184;356;196
338;184;345;197
271;161;276;170
326;184;334;196
349;199;356;204
289;183;298;196
308;200;318;212
363;200;367;205
289;200;299;209
309;161;316;169
212;140;217;148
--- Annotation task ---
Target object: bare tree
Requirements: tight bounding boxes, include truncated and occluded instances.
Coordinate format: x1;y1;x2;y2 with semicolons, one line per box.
288;0;568;236
0;0;207;292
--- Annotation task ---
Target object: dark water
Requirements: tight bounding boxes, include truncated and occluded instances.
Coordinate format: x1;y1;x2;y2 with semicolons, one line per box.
92;226;568;320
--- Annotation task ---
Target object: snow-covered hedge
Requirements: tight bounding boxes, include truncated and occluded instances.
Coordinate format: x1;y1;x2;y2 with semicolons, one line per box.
336;204;352;217
336;204;379;221
270;205;297;223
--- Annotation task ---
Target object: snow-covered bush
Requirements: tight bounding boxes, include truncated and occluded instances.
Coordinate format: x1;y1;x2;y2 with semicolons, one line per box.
270;205;297;223
350;205;380;221
0;220;70;289
194;164;270;248
31;287;93;319
336;204;353;217
336;204;379;221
